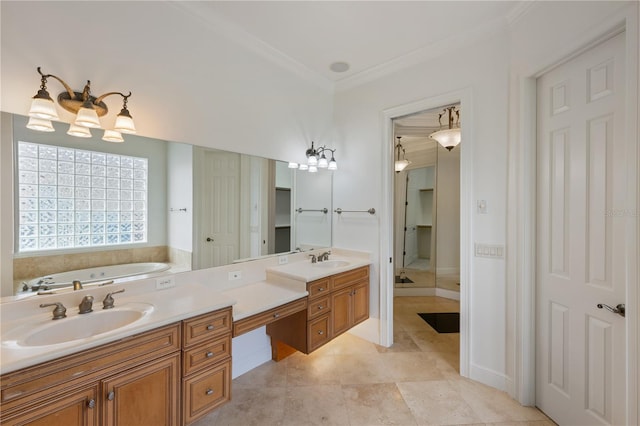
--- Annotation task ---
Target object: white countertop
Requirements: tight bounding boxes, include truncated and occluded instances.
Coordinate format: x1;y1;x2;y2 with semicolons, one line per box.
221;280;308;321
266;256;371;282
0;282;236;374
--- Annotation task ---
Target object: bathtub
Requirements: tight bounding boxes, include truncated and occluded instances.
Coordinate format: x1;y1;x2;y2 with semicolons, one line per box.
23;262;171;292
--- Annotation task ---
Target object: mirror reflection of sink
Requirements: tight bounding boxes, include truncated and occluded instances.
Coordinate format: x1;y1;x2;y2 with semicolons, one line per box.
20;303;153;347
312;260;350;268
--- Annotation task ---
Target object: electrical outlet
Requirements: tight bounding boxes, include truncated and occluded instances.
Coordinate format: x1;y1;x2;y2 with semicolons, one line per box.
155;276;175;290
278;255;288;265
228;270;242;281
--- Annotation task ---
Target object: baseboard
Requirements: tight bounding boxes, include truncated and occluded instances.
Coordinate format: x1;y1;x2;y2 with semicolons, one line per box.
470;362;508;392
231;326;272;379
348;317;380;345
435;287;461;300
394;287;436;297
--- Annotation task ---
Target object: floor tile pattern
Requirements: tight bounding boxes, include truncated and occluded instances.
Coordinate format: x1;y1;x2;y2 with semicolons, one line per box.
193;297;554;426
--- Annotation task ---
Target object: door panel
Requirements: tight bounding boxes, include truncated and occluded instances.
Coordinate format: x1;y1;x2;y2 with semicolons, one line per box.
536;33;627;426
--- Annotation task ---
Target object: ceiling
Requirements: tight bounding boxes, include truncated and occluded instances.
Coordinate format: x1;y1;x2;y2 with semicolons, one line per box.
186;1;523;83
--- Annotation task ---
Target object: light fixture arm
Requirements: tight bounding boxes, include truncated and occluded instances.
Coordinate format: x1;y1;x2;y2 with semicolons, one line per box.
94;91;132;105
37;66;76;100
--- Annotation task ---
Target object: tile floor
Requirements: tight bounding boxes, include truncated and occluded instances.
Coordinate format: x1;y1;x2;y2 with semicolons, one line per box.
192;296;554;426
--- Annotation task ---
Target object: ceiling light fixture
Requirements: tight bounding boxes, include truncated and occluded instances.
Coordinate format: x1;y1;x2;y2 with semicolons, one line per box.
394;136;410;172
27;67;136;141
429;106;461;151
288;141;338;172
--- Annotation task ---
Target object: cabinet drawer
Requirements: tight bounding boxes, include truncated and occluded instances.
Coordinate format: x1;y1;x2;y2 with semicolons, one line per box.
233;297;307;337
183;335;231;376
308;314;331;352
332;266;369;290
307;295;331;320
307;278;332;299
183;307;232;348
183;360;231;425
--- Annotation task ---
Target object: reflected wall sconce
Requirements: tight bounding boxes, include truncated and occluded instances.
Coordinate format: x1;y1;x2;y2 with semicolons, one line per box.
394;136;410;172
429;106;461;151
27;67;136;143
288;141;337;172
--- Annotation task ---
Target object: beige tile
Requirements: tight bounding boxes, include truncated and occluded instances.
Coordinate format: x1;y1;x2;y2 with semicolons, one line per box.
281;384;349;426
398;380;482;426
343;383;417;425
409;330;459;353
286;350;341;386
334;353;392;385
326;333;381;356
379;352;445;382
212;387;286;426
232;360;288;389
376;329;422;353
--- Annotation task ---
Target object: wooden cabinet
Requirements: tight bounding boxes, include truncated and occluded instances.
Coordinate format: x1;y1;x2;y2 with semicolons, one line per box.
1;307;234;426
267;266;369;358
181;308;233;425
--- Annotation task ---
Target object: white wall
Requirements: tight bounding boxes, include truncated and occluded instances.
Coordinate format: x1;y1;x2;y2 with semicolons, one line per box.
333;28;510;387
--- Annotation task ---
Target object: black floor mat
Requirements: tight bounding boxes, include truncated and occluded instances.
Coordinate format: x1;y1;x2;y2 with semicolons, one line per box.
395;276;414;283
418;312;460;333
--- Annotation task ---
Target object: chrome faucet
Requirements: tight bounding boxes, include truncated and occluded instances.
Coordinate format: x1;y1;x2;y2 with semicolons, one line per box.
318;251;331;262
40;302;67;320
78;295;94;314
73;280;83;291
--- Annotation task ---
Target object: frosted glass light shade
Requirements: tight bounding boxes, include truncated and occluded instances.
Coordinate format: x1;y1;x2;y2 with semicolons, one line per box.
299;164;309;171
26;117;55;132
307;155;318;166
29;97;59;120
288;162;299;169
328;159;337;170
429;128;461;151
395;159;410;172
102;129;124;143
318;155;328;168
114;113;136;134
75;106;101;128
308;165;318;173
67;124;92;138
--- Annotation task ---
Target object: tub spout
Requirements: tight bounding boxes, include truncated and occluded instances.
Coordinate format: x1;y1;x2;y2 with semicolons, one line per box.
73;280;83;291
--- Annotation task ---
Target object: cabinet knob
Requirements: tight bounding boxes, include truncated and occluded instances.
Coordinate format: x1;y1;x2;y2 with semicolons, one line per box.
318;330;324;335
86;399;96;408
318;287;325;292
317;305;324;310
273;313;280;318
206;389;214;395
107;391;115;401
206;324;214;330
206;351;214;358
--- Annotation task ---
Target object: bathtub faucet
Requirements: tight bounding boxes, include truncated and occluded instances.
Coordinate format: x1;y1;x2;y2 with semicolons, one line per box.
78;295;94;314
73;280;83;291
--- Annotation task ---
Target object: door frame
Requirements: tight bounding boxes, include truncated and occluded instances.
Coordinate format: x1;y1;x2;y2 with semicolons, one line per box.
380;88;473;378
511;6;639;422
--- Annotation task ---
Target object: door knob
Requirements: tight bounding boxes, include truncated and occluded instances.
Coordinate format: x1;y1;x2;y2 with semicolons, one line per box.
206;237;214;242
597;303;625;317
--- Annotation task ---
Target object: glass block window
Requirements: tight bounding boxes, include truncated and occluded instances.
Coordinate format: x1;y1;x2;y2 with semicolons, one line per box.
16;141;148;252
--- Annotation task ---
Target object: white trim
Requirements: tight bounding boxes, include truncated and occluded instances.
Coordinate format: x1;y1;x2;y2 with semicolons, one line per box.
513;5;639;420
381;88;473;377
470;363;508;392
394;287;436;297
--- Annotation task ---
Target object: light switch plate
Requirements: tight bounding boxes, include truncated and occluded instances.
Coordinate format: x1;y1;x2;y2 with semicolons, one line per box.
474;243;504;258
477;199;488;214
278;255;288;265
156;276;175;290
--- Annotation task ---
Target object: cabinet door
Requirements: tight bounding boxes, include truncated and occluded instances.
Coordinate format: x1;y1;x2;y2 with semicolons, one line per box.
351;281;369;326
331;287;352;337
1;385;98;426
102;353;180;426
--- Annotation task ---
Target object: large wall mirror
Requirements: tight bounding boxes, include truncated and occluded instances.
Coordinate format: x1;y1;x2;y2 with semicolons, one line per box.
6;113;333;295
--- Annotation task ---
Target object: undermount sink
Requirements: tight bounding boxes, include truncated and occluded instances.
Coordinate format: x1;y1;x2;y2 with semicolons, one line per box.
312;260;350;268
19;303;154;347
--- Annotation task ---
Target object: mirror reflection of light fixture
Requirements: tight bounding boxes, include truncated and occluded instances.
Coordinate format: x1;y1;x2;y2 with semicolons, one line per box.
289;141;338;172
429;106;461;151
395;136;411;173
27;67;136;141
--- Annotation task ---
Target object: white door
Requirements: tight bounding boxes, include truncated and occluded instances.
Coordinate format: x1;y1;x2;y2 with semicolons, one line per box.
536;33;628;425
197;150;241;268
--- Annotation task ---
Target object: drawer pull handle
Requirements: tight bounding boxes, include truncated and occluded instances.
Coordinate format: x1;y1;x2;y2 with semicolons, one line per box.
317;305;324;310
318;287;325;291
87;399;96;408
206;325;214;330
318;330;324;335
273;313;280;318
206;389;214;395
206;351;214;358
107;391;115;401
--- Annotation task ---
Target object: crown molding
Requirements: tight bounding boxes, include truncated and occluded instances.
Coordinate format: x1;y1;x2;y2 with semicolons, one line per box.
506;0;538;27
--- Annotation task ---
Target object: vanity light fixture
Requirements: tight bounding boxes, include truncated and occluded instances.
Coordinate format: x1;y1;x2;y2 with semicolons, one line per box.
289;141;338;172
394;136;411;172
27;67;136;141
429;106;461;151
